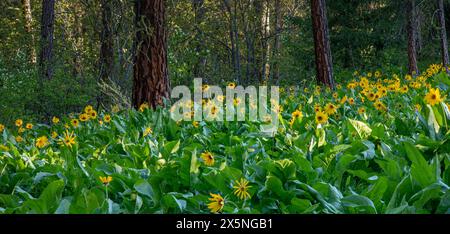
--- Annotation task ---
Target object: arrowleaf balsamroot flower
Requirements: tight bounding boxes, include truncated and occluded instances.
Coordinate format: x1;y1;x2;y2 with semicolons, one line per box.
84;105;93;113
52;117;60;124
201;151;214;166
291;110;303;119
227;82;236;89
15;119;23;127
15;136;23;143
89;110;98;119
207;193;224;213
104;114;111;123
233;178;252;200
79;113;89;122
99;176;113;186
139;103;149;112
143;127;153;137
315;111;328;125
324;103;337;115
59;130;76;148
358;107;366;114
71;119;79;128
424;88;444;106
36;136;49;148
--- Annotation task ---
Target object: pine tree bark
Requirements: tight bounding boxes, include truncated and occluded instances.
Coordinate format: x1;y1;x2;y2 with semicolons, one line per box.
223;0;241;83
39;0;55;80
21;0;37;64
311;0;335;88
261;0;271;83
407;0;419;75
437;0;449;71
273;0;282;83
192;0;207;78
100;0;114;82
72;2;84;79
133;0;170;109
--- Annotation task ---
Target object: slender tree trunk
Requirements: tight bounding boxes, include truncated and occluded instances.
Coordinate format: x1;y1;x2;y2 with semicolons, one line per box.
100;0;114;82
192;0;207;78
311;0;335;88
72;2;84;79
39;0;55;80
273;0;282;83
21;0;37;64
223;0;241;83
232;0;241;84
437;0;449;71
261;0;271;83
407;0;419;75
253;0;264;83
133;0;170;109
98;0;115;107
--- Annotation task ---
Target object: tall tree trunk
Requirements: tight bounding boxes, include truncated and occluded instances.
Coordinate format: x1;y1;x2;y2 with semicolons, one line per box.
39;0;55;80
21;0;37;64
437;0;449;71
100;0;114;82
273;0;282;83
223;0;241;83
133;0;170;109
261;0;271;83
192;0;207;78
72;2;84;79
98;0;115;107
311;0;335;88
407;0;419;75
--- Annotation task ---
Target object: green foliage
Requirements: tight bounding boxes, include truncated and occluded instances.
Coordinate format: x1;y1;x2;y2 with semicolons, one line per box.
0;67;448;214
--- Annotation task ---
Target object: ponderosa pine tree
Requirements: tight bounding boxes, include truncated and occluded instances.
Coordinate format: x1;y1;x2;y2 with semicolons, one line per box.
437;0;449;71
21;0;36;65
311;0;335;88
39;0;55;80
132;0;170;109
406;0;419;75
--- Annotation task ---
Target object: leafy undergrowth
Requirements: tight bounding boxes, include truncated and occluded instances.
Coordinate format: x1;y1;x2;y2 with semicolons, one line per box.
0;64;450;214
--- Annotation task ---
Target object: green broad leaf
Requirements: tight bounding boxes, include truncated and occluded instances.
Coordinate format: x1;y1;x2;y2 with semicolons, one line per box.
162;194;186;212
32;172;55;185
342;194;377;214
371;123;386;139
107;199;121;214
316;128;326;147
76;155;90;177
135;195;143;214
436;190;450;214
441;102;450;120
409;183;446;210
434;71;450;87
364;176;388;207
335;154;357;180
55;197;72;214
347;119;372;139
264;175;293;202
20;180;65;214
403;142;436;188
432;104;445;127
164;140;180;155
426;105;440;136
307;95;314;104
190;149;200;174
112;119;126;134
289;198;313;213
134;179;154;198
